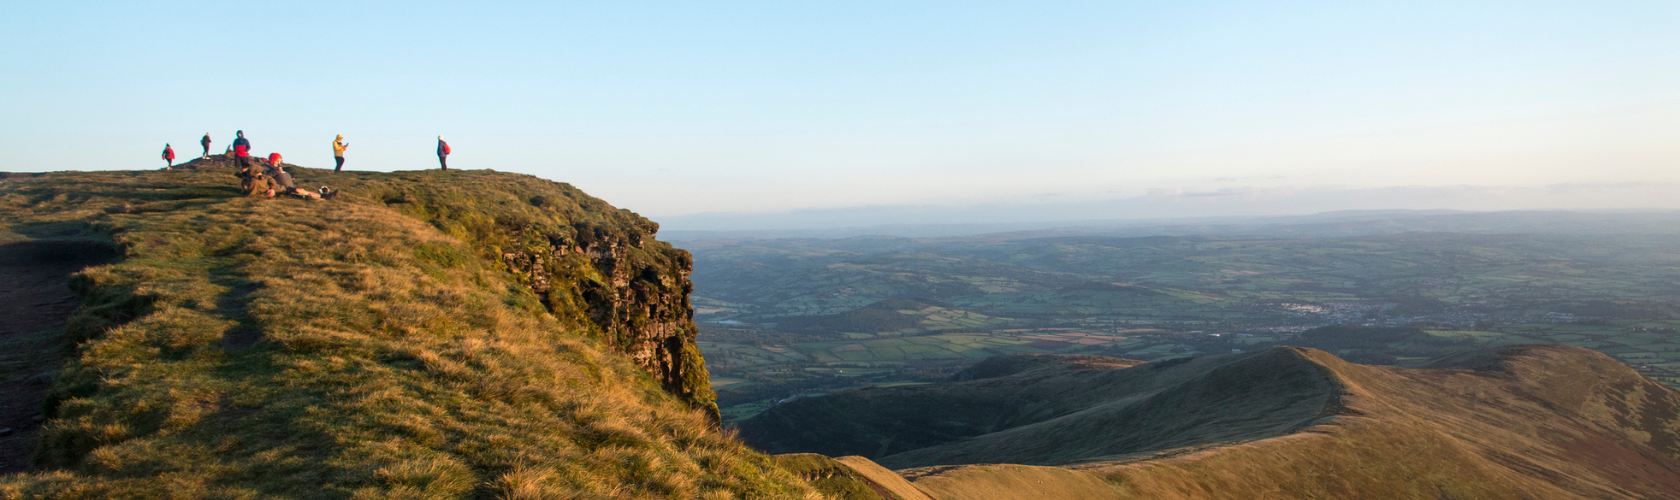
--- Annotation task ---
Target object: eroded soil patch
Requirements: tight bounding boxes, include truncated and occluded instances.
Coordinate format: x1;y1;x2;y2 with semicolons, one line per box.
0;240;117;472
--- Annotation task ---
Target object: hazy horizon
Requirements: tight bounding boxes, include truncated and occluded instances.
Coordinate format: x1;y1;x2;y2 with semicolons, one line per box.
4;2;1677;223
658;182;1680;232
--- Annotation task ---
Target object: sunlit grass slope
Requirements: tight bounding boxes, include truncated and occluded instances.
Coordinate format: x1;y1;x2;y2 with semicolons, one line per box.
746;343;1680;499
899;345;1680;499
0;166;819;498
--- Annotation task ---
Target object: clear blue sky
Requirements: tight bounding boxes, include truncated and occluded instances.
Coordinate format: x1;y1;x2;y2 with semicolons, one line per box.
3;1;1677;225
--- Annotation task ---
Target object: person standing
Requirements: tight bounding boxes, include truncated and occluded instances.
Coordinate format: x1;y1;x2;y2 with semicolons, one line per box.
332;135;349;171
232;130;252;168
436;136;450;171
161;144;175;169
233;130;251;157
200;133;212;157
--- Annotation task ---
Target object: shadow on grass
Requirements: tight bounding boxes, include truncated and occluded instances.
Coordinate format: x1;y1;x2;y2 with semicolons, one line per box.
0;239;120;474
215;280;267;352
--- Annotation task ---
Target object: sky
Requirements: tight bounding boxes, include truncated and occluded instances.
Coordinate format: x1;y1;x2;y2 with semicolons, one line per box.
3;1;1677;229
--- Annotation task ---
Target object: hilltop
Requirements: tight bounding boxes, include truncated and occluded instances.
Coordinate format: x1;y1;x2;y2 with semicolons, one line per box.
0;163;824;497
741;344;1680;499
5;163;1680;499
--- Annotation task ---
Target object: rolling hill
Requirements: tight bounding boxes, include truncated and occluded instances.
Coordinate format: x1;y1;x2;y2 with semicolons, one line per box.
741;345;1680;499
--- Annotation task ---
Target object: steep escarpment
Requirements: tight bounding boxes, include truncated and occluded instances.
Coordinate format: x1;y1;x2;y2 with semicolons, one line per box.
356;172;716;420
176;155;717;418
0;166;804;498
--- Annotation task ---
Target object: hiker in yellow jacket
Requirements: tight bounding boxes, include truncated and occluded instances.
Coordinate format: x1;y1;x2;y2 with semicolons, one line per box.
332;135;349;171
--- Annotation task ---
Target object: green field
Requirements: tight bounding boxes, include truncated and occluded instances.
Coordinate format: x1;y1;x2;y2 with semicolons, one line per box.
688;228;1680;422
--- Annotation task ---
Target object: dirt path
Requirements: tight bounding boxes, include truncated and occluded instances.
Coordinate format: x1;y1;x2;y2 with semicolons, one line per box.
0;240;117;473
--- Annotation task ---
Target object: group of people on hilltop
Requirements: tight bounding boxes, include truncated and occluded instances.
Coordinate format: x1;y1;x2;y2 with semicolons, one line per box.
162;131;455;199
219;130;327;200
162;133;452;172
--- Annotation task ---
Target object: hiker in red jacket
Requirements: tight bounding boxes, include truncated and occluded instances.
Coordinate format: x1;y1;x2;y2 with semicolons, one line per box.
437;136;451;171
162;144;175;169
233;131;251;158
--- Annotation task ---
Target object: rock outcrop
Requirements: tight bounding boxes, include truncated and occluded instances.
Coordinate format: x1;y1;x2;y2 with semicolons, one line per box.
497;218;715;422
151;161;718;420
363;171;719;421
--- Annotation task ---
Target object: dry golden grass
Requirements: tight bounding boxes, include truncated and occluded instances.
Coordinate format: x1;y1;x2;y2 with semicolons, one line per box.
14;165;1676;499
886;346;1680;499
0;167;821;498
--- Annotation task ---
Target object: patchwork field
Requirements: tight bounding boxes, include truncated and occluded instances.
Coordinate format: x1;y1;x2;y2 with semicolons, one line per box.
688;226;1680;423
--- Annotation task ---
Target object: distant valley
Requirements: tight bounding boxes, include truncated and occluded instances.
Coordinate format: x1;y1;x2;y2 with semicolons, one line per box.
688;213;1680;423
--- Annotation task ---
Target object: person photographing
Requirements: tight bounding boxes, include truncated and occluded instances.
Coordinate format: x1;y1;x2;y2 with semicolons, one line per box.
332;135;349;171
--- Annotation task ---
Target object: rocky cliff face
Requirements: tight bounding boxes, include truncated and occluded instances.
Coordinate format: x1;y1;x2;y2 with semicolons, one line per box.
498;220;716;422
364;172;718;422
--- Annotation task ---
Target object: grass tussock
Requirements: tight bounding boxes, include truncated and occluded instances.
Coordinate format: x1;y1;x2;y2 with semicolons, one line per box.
0;167;816;498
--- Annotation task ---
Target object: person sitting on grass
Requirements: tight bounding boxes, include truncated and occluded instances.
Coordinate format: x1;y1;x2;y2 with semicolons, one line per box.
233;154;322;199
268;154;310;197
236;162;275;197
259;154;327;199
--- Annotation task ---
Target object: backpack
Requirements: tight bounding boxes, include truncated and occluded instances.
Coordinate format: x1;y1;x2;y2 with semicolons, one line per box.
441;142;451;154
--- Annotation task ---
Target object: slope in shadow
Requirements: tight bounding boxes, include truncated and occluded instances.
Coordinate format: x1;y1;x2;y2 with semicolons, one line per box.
0;240;118;473
737;348;1339;468
864;345;1680;500
216;282;266;351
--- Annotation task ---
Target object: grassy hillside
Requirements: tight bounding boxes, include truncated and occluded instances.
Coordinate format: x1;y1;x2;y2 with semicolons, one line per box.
7;164;1679;499
737;350;1332;467
748;345;1680;499
0;165;823;498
